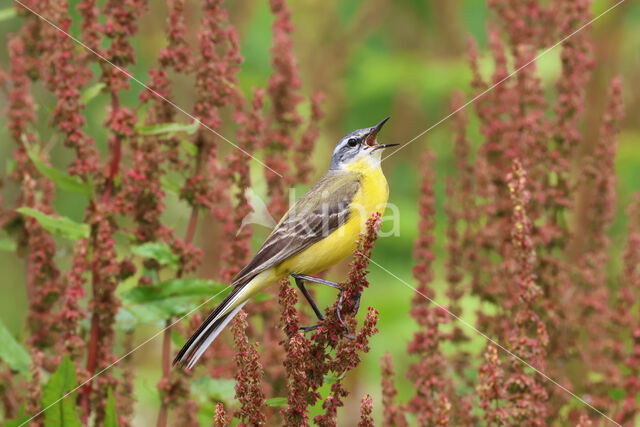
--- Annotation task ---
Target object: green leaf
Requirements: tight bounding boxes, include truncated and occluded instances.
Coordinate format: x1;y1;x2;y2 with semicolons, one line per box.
0;236;17;252
180;139;198;156
123;296;210;323
131;242;179;268
191;377;236;403
41;355;82;427
0;7;17;21
323;375;340;385
80;82;106;105
104;388;119;427
121;279;218;304
160;175;181;195
120;280;225;322
265;397;288;407
0;320;31;373
608;387;626;402
16;207;89;240
26;147;92;195
115;307;138;331
137;119;200;137
171;328;186;348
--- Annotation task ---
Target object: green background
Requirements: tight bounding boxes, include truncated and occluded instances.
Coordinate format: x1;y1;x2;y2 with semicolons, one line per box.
1;0;639;424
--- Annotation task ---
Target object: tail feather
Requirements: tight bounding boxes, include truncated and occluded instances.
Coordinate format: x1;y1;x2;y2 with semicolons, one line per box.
183;302;246;370
173;285;247;369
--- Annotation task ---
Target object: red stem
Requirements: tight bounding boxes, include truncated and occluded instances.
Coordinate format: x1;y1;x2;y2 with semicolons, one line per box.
102;138;122;204
79;227;101;420
156;207;200;427
184;208;199;247
102;94;122;205
156;402;168;427
81;92;123;420
161;319;172;378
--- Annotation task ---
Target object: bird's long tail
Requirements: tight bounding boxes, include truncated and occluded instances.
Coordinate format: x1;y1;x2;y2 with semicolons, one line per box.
173;284;249;369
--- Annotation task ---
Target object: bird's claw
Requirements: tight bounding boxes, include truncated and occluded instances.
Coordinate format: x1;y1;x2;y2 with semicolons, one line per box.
299;324;320;333
336;290;362;331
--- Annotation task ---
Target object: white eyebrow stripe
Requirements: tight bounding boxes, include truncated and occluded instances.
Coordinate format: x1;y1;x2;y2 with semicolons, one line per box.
333;138;350;155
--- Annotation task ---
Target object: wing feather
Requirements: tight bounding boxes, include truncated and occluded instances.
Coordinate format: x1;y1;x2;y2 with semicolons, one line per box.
231;171;361;286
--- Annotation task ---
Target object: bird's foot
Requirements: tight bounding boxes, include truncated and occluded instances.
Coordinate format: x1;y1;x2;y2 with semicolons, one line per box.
291;274;341;290
299;324;320;333
336;291;362;337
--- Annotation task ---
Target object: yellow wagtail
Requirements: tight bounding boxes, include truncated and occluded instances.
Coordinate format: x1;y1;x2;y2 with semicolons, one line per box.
174;118;396;369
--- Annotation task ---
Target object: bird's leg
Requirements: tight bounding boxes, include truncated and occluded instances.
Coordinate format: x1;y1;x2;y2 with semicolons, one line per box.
293;276;325;322
335;291;354;337
336;289;364;339
353;292;362;315
336;290;346;326
291;274;341;289
291;274;348;332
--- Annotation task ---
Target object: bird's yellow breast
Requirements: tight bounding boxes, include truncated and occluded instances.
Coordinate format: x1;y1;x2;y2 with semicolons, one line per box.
276;157;388;276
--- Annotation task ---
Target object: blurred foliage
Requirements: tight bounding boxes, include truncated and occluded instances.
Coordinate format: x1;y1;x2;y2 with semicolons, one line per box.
1;0;639;424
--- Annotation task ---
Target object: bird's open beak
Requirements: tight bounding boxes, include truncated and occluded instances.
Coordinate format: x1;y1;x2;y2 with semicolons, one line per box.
365;117;400;150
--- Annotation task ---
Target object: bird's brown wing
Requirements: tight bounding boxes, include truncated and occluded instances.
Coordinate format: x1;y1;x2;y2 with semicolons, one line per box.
175;171;360;368
231;171;361;286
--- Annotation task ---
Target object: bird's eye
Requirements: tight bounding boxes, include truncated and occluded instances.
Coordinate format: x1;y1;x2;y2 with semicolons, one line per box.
347;138;359;147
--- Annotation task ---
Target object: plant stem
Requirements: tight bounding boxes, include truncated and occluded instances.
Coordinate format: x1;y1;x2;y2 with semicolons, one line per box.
184;208;199;247
79;235;100;420
156;207;200;427
81;92;123;420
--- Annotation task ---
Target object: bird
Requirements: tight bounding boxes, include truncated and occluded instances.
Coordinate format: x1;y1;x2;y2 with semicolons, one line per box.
174;117;397;369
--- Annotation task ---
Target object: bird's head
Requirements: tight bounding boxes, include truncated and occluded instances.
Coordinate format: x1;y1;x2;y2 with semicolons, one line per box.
329;117;398;170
